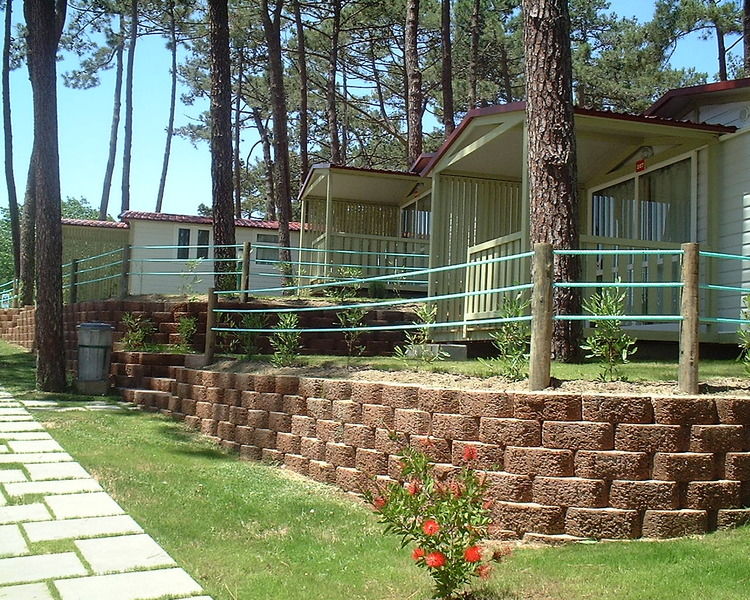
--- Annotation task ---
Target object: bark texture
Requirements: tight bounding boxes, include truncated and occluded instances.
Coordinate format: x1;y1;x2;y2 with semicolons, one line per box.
261;0;292;283
19;158;35;305
208;0;236;290
252;107;276;221
100;14;124;220
440;0;455;135
404;0;422;166
233;48;242;219
745;0;750;72
120;0;137;214
292;0;308;182
24;0;66;391
468;0;480;108
3;0;19;279
155;0;177;213
523;0;581;361
327;0;342;164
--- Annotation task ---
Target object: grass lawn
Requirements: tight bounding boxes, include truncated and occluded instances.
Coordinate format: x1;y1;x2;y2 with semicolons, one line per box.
1;340;749;599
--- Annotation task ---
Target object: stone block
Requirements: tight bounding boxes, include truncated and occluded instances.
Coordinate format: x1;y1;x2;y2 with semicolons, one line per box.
542;421;614;451
609;480;680;510
512;392;582;421
565;507;640;539
581;394;653;423
504;446;574;477
479;418;541;447
641;509;707;538
652;397;717;425
574;450;650;480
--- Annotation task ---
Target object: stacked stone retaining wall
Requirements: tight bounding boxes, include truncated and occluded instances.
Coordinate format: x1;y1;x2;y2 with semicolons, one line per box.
114;351;750;543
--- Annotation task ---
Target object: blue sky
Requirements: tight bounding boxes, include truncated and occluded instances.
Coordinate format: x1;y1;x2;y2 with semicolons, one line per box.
0;0;741;218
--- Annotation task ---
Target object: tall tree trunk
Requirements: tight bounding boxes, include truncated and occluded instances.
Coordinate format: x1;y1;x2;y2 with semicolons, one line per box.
100;14;124;220
716;24;727;81
523;0;581;362
468;0;480;108
744;0;750;72
233;48;242;219
252;107;276;221
24;0;67;391
208;0;236;290
370;40;389;122
3;0;19;279
121;0;137;214
155;0;177;212
327;0;341;164
19;158;35;305
341;59;348;163
404;0;422;166
260;0;292;285
440;0;455;135
292;0;308;183
499;40;514;102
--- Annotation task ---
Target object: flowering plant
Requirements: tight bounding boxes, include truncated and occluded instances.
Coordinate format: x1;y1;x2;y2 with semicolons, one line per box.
365;447;507;599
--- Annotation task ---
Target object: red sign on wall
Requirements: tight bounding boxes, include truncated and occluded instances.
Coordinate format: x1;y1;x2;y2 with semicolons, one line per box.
635;159;646;173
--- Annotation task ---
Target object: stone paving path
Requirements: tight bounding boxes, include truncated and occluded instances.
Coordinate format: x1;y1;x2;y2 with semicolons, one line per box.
0;390;213;600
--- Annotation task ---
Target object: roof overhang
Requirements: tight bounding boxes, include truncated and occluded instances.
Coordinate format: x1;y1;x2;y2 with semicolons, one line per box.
298;164;429;206
645;78;750;119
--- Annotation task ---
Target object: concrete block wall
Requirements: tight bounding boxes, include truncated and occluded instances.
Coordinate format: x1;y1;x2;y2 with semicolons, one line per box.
115;352;750;542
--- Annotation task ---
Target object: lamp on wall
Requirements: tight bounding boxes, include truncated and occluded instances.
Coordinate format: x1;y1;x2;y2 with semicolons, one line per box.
639;146;654;159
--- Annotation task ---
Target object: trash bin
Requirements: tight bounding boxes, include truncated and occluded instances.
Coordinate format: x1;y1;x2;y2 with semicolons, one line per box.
76;323;115;395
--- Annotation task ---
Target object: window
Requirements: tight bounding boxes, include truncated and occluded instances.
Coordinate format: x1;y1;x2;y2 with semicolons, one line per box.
256;233;279;264
196;230;210;259
591;158;691;243
177;228;190;259
401;195;431;239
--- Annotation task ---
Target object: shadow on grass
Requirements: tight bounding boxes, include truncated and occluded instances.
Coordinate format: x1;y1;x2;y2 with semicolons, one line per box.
156;422;232;461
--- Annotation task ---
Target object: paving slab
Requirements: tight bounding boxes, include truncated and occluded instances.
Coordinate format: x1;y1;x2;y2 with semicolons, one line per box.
54;567;202;600
0;446;6;454
180;597;214;600
20;401;60;408
0;408;30;415
5;479;102;497
75;534;175;574
23;515;143;542
0;432;52;441
45;492;124;519
7;440;64;454
0;452;71;464
0;503;51;525
0;552;87;585
0;524;28;557
0;422;43;432
0;469;26;483
0;582;55;600
0;416;33;422
25;462;89;481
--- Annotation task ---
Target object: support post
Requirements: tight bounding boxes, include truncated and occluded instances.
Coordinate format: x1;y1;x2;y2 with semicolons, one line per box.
679;242;700;394
70;259;79;305
204;287;217;364
241;241;251;303
11;279;18;308
118;244;131;300
529;243;554;391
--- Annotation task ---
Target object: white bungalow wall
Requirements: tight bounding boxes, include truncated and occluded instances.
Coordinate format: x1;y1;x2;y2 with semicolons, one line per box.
127;220;299;297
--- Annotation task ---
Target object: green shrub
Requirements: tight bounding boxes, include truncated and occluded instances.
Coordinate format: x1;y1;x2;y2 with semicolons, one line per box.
121;313;155;351
270;313;301;367
174;316;197;353
394;303;446;364
737;294;750;373
582;284;637;381
336;307;367;367
237;313;269;358
479;293;530;380
325;267;362;303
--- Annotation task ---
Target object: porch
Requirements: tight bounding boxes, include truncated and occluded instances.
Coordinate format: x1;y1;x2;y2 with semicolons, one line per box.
298;164;431;292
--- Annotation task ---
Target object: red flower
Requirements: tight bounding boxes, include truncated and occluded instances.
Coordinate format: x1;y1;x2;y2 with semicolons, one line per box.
449;481;463;498
407;480;421;496
482;499;494;510
425;551;446;568
462;445;478;461
422;519;440;536
464;545;482;563
476;564;492;580
372;496;387;509
412;547;425;561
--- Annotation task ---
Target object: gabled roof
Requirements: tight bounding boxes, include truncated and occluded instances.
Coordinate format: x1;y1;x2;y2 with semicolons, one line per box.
119;211;302;231
62;218;129;229
645;78;750;119
419;102;736;176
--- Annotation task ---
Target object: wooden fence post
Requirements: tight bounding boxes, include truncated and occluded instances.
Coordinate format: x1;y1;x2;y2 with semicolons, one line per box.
679;242;700;394
118;245;131;300
241;241;251;303
529;243;554;391
70;259;79;305
204;287;217;363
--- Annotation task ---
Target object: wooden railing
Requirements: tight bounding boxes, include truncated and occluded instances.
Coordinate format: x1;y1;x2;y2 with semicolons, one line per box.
580;235;682;319
464;232;529;323
305;232;430;291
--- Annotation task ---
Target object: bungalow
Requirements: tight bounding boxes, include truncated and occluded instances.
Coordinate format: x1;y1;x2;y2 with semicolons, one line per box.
61;211;300;300
298;78;750;344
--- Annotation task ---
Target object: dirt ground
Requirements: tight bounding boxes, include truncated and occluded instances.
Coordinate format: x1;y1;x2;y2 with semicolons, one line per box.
207;358;750;397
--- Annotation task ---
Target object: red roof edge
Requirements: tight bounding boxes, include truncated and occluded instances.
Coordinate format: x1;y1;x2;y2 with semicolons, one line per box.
645;78;750;117
61;218;129;229
119;211;301;231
